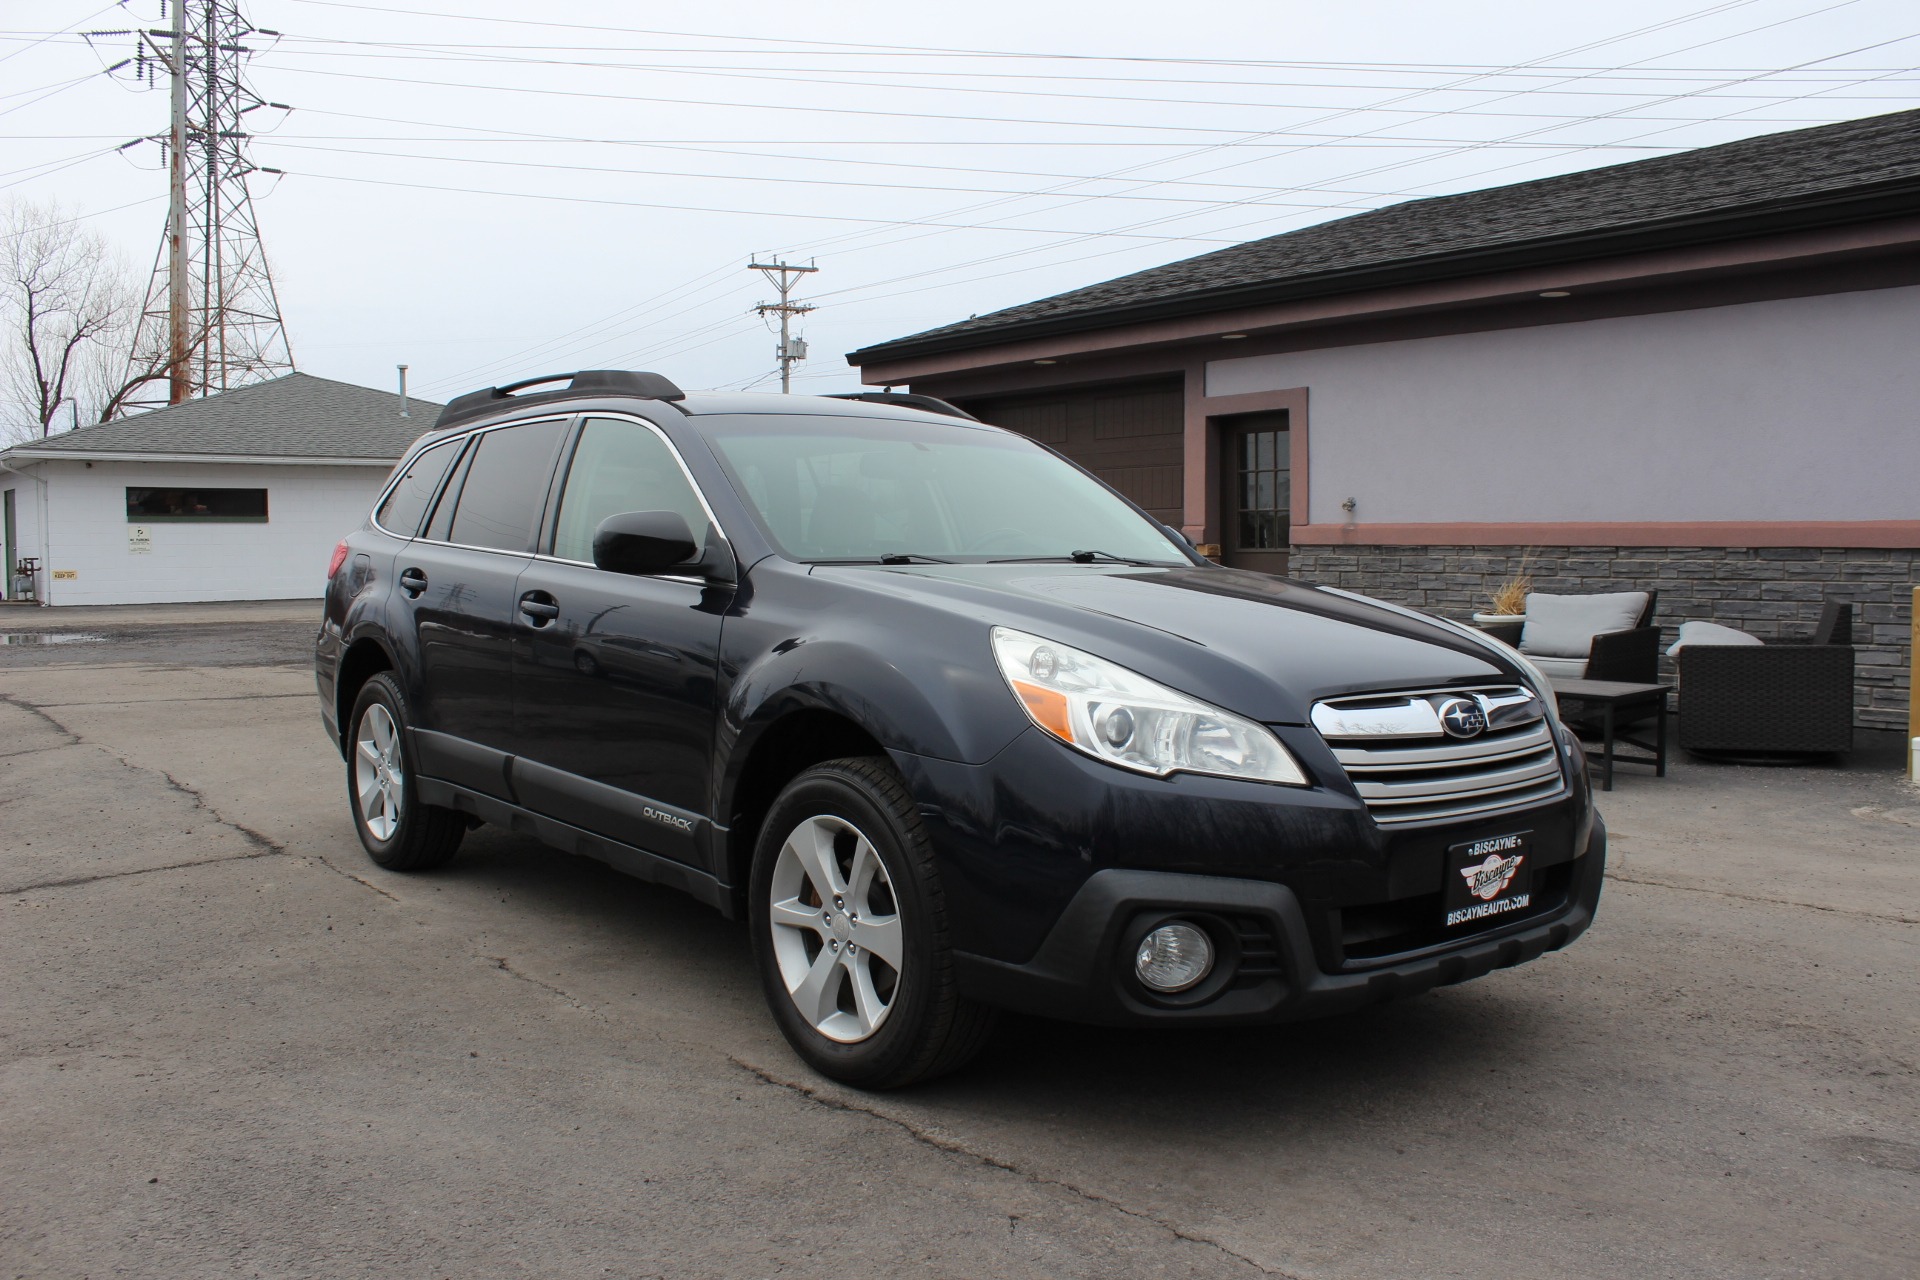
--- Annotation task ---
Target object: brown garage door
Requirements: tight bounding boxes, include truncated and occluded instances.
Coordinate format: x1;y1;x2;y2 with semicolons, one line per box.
963;379;1184;526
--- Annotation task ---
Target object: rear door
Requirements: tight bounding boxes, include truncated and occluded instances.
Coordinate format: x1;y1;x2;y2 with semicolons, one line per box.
509;414;729;867
397;415;571;799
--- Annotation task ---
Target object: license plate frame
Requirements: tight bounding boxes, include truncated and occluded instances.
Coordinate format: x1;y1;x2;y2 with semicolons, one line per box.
1442;831;1534;928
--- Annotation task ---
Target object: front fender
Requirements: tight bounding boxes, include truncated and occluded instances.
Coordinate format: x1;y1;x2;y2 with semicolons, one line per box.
716;634;1029;825
725;636;1026;764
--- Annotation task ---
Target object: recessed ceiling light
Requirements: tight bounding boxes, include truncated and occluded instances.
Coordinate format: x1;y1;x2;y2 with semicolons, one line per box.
1033;358;1057;365
1221;332;1249;340
1539;290;1572;298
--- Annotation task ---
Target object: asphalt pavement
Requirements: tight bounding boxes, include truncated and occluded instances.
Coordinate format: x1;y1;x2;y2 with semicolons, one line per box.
1;602;1915;1278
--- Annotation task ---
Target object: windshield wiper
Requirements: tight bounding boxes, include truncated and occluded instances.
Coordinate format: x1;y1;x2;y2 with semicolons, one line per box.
989;550;1161;566
810;554;954;565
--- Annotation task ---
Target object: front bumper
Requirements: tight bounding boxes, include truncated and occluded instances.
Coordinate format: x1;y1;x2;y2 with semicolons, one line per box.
952;819;1605;1026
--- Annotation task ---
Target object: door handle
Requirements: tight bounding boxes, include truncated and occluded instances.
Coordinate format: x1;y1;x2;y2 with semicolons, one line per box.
518;591;560;625
399;568;428;598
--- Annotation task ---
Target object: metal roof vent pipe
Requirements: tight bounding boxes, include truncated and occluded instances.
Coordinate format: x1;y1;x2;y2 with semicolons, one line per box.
397;364;410;418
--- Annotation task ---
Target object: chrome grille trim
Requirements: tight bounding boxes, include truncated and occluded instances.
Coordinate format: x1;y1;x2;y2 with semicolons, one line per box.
1329;722;1554;771
1315;685;1567;828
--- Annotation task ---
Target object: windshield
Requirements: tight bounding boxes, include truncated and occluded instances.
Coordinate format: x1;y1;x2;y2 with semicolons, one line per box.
700;413;1188;564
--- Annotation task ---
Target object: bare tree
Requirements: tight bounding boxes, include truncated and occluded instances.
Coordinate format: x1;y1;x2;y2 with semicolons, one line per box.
0;199;157;442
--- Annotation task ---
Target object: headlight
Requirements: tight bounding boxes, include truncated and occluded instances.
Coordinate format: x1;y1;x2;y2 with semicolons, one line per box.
990;627;1308;785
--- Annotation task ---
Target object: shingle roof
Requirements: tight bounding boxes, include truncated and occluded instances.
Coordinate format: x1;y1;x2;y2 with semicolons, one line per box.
853;107;1920;363
8;373;440;461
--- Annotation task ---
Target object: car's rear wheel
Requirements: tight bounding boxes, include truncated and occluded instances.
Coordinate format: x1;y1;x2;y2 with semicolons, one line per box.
347;672;465;872
750;757;995;1089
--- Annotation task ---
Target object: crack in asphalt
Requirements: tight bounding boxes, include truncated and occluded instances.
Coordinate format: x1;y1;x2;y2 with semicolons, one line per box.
34;692;315;708
1605;870;1920;924
483;955;601;1016
3;849;280;896
730;1056;1288;1278
0;740;85;759
2;693;400;905
314;857;402;902
0;691;82;744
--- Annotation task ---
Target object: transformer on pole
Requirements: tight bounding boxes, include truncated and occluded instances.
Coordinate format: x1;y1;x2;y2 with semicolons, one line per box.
750;259;818;394
109;0;294;413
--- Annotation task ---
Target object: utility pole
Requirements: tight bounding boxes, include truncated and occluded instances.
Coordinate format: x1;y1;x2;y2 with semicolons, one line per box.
749;258;818;393
99;1;294;413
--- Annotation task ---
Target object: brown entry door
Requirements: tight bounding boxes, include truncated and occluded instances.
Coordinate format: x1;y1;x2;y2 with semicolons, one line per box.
1220;411;1290;576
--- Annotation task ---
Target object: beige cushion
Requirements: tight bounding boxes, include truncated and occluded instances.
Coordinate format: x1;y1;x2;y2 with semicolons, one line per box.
1527;654;1589;680
1519;591;1650;658
1666;619;1762;656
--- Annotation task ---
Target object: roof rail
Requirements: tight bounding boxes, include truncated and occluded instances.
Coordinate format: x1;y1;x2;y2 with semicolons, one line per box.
434;369;686;429
826;391;978;421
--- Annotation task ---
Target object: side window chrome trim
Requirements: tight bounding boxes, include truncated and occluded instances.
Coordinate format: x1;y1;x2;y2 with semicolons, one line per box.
549;410;735;563
369;436;464;540
529;551;708;586
381;413;577;546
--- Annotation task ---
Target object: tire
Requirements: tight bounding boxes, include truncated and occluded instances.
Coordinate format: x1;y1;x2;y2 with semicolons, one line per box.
346;672;465;872
749;757;997;1089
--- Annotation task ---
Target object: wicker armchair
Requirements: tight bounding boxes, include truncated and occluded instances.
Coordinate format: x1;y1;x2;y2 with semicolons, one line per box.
1676;601;1854;756
1478;591;1661;684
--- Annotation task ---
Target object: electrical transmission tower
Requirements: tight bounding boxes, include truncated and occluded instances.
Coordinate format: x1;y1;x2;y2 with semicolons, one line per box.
750;259;817;393
108;0;293;413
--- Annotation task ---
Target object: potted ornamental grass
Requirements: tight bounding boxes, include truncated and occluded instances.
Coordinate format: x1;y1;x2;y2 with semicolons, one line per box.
1471;555;1534;627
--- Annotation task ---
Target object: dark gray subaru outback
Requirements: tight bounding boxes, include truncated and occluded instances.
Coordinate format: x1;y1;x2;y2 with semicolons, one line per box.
316;370;1603;1088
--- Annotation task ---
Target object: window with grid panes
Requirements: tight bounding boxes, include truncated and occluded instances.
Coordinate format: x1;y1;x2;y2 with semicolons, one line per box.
1234;428;1290;551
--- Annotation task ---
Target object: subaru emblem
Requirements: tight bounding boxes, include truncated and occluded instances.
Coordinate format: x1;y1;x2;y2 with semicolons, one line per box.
1437;696;1488;739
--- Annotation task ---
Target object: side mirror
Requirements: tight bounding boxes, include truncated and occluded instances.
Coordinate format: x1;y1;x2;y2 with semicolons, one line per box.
592;510;698;576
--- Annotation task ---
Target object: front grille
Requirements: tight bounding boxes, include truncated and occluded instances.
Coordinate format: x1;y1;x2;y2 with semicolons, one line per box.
1312;685;1567;828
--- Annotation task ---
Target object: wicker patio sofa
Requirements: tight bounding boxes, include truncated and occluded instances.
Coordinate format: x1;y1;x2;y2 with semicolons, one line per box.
1675;600;1854;756
1478;590;1661;684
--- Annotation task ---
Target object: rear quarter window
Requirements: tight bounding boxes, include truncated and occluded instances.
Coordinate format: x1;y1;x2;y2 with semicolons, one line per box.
375;438;460;536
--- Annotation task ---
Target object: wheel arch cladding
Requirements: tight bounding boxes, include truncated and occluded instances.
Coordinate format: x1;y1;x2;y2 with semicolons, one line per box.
723;708;889;912
335;638;396;750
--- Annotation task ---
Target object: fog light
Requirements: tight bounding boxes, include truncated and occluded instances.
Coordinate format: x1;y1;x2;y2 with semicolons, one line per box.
1134;922;1214;993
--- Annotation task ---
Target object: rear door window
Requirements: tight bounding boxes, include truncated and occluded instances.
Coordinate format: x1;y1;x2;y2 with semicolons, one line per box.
376;438;461;537
446;419;570;552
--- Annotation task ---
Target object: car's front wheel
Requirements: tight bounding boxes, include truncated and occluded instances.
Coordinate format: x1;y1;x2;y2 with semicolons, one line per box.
750;758;995;1089
346;672;465;872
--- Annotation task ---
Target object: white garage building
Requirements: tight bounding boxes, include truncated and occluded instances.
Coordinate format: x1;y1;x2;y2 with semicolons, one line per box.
0;374;436;607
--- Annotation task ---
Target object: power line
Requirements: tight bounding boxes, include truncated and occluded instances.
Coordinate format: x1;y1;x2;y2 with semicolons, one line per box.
280;169;1250;242
219;40;1920;113
260;139;1647;208
756;0;1788;273
269;62;1738;138
786;0;1888;312
264;0;1869;74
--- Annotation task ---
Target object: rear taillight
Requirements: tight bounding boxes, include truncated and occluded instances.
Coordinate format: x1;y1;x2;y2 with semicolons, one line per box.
326;540;350;580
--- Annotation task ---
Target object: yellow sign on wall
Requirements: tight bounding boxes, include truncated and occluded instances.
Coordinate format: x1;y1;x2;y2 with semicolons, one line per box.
51;569;76;580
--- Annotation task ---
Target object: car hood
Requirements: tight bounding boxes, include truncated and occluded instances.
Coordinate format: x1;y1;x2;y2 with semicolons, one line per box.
810;562;1523;726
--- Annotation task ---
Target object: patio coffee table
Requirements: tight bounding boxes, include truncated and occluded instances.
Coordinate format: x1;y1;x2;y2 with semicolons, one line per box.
1547;678;1673;791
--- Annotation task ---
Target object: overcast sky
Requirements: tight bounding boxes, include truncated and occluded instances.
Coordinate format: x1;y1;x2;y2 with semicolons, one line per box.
8;0;1919;406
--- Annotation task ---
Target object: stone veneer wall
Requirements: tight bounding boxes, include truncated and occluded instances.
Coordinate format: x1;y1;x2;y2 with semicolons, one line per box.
1288;545;1917;732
